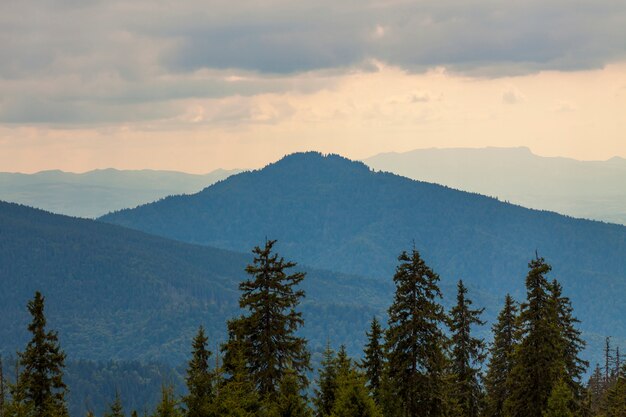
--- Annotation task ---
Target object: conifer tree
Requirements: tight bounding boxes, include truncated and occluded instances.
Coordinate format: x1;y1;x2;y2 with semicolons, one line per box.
550;279;587;400
542;379;574;417
603;364;626;417
384;249;449;417
361;317;384;404
16;292;68;417
448;280;486;417
104;392;124;417
265;368;311;417
314;343;339;417
226;240;310;399
152;385;181;417
484;295;519;417
504;256;565;417
330;369;382;417
183;327;213;417
586;364;605;416
214;332;260;417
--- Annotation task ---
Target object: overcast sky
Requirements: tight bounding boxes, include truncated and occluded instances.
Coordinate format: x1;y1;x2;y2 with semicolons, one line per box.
1;0;625;172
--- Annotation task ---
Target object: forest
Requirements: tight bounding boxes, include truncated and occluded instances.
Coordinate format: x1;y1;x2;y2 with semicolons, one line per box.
1;240;624;417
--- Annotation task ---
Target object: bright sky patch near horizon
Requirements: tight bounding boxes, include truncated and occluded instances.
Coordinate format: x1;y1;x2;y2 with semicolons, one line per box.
1;0;625;173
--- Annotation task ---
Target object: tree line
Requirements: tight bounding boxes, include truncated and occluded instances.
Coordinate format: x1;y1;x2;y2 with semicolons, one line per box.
0;240;624;417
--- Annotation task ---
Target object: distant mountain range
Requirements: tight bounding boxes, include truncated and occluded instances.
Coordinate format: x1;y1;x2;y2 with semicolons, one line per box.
364;146;626;225
101;152;626;349
0;168;241;218
0;200;390;364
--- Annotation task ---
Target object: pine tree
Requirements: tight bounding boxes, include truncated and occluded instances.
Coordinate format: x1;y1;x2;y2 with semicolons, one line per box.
330;369;382;417
448;280;486;417
550;279;587;401
542;379;574;417
265;368;311;417
314;343;339;417
183;326;213;417
104;392;124;417
484;295;519;417
214;332;260;417
152;385;181;417
16;292;68;417
361;317;384;404
503;256;565;417
225;240;310;400
384;249;449;417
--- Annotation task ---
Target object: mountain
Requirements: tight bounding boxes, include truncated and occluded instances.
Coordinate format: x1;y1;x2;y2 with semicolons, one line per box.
364;146;626;225
101;152;626;346
0;200;391;364
0;168;241;218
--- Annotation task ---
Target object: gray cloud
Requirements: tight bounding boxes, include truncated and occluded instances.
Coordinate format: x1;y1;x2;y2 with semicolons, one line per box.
1;0;624;123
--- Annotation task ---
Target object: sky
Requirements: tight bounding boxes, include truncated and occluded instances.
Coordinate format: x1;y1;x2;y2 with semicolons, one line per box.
1;0;625;173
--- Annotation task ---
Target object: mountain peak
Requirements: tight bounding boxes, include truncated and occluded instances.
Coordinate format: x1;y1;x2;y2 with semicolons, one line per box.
264;151;371;175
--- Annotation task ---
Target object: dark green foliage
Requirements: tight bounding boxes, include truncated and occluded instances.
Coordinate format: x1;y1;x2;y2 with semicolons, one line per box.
361;318;383;404
484;295;519;417
314;343;338;417
104;392;124;417
551;279;588;398
330;369;381;417
448;280;486;417
504;257;566;417
226;240;310;399
603;364;626;417
213;338;259;417
265;368;311;417
543;379;575;417
152;386;181;417
16;292;68;417
101;152;626;348
182;327;213;417
384;249;449;417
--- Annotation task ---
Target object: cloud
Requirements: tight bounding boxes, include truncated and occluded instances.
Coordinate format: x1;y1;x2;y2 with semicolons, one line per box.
1;0;625;124
502;88;525;104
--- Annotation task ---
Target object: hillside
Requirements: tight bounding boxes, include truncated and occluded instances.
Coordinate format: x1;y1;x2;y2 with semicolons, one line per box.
364;147;626;225
0;168;241;218
101;152;626;343
0;201;390;364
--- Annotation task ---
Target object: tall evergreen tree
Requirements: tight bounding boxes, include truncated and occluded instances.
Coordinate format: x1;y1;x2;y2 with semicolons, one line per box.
448;280;486;417
550;280;587;400
104;392;124;417
330;368;382;417
152;385;181;417
542;379;574;417
314;343;338;417
385;249;449;417
361;317;384;404
16;292;68;417
504;256;566;417
265;368;311;417
183;326;213;417
586;364;605;417
225;240;310;399
484;295;519;417
603;364;626;417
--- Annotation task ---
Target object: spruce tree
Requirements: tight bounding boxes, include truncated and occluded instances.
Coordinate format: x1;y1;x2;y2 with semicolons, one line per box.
603;364;626;417
503;256;565;417
384;249;449;417
153;385;181;417
183;327;213;417
104;392;124;417
448;280;486;417
17;292;68;417
550;279;587;400
586;364;605;417
314;343;339;417
361;317;384;404
330;369;382;417
265;368;311;417
226;240;310;399
484;295;519;417
542;379;574;417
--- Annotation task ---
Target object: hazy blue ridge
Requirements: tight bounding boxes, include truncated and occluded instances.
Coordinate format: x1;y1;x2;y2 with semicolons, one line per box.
364;146;626;225
100;152;626;349
0;168;241;218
